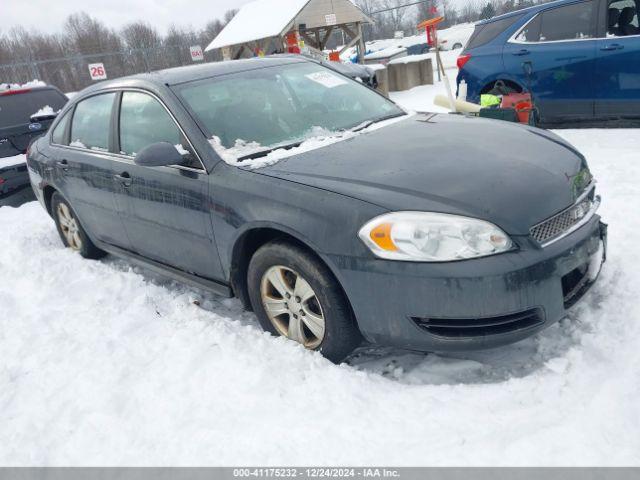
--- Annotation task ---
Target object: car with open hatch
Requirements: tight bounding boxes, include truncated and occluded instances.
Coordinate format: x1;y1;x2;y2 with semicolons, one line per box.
26;56;606;362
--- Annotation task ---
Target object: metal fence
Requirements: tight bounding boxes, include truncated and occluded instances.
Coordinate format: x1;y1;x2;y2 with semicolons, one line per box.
0;44;222;93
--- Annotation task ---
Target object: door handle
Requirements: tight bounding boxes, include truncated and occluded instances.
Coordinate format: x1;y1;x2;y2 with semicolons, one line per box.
56;159;69;171
600;43;623;51
114;172;132;187
512;49;530;56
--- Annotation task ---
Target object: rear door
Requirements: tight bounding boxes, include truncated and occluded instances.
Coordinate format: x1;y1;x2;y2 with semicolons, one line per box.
503;0;598;122
50;92;131;249
594;0;640;117
111;90;224;281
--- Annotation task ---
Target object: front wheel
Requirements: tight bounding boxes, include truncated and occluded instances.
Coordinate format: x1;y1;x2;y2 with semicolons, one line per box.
51;191;106;259
247;241;362;363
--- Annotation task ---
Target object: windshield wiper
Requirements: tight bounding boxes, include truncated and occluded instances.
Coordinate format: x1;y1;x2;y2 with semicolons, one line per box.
349;111;407;133
237;141;302;162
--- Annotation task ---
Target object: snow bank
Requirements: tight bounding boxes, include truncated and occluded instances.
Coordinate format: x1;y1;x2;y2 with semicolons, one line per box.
1;77;639;466
1;128;640;465
0;154;26;170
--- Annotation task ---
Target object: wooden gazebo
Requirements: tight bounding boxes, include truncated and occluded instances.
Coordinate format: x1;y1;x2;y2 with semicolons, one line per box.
205;0;373;63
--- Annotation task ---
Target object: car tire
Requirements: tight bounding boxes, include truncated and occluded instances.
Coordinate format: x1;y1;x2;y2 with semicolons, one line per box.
452;43;463;50
51;191;106;260
247;240;362;363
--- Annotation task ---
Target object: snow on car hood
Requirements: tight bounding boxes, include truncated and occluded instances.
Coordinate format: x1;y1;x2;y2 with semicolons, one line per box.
254;113;590;235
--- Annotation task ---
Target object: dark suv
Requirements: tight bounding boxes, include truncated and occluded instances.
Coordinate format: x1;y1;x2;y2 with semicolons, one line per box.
1;84;67;200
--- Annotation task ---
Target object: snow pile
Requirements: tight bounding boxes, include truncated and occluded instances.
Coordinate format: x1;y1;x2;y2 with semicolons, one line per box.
209;116;412;169
1;77;640;465
0;80;46;92
0;128;639;465
206;0;308;51
343;23;474;61
0;153;26;170
31;105;57;118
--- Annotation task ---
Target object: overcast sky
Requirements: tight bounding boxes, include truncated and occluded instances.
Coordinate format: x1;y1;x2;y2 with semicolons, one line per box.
2;0;253;35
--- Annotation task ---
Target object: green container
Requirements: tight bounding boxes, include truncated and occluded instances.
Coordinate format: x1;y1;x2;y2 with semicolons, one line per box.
479;107;518;123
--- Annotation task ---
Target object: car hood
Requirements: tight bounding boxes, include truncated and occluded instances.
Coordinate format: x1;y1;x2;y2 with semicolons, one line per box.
253;114;589;235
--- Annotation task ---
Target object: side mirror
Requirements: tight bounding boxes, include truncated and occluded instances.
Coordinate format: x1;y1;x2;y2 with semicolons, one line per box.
134;142;184;167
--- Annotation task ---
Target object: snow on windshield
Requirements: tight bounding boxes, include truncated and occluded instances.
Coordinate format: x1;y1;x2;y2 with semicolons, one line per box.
209;114;413;169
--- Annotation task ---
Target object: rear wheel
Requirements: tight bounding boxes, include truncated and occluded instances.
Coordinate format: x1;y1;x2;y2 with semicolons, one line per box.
247;240;362;363
51;192;106;259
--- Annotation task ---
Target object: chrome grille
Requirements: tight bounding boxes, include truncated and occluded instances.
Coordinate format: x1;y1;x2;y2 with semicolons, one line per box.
530;184;598;246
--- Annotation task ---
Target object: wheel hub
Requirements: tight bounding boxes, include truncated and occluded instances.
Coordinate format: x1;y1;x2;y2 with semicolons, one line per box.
260;265;325;349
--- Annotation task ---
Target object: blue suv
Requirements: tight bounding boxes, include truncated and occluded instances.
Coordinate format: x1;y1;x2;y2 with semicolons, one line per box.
456;0;640;124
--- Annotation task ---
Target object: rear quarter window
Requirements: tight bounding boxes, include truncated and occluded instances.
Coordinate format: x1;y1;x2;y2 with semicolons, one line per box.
0;89;68;129
466;14;525;49
51;109;71;145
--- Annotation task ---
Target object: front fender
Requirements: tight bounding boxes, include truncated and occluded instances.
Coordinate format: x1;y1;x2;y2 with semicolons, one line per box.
209;163;386;279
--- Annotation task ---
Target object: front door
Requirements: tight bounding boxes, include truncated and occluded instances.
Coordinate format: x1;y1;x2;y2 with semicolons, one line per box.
111;90;224;281
594;0;640;117
503;0;598;122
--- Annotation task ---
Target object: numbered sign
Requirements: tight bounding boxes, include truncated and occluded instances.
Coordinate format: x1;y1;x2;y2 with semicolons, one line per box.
88;63;107;80
190;45;204;62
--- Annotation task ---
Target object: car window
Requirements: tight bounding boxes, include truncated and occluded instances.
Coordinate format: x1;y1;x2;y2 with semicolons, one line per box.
70;93;115;152
0;88;68;129
118;91;200;169
514;15;542;42
176;62;403;151
51;109;71;145
466;15;524;49
535;1;596;41
607;0;639;36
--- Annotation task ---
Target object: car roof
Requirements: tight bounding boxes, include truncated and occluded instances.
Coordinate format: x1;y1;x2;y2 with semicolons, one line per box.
476;0;582;25
79;55;310;95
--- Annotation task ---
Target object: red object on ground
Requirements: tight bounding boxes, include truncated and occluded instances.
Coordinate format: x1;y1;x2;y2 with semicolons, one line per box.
456;54;471;69
501;93;533;124
328;51;340;62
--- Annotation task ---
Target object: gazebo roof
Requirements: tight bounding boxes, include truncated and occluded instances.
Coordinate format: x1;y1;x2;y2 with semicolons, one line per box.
205;0;309;51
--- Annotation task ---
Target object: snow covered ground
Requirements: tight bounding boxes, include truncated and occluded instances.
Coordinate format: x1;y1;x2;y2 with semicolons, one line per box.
1;79;639;466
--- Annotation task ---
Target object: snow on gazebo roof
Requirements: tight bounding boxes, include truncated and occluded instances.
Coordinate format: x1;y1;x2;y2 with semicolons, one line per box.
205;0;310;51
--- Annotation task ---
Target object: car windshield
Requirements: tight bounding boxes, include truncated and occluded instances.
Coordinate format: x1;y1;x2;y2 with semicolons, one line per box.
176;62;405;155
0;89;67;129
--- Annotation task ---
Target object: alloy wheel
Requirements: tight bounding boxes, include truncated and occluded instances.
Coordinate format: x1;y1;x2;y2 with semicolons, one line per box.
56;203;82;251
260;265;325;349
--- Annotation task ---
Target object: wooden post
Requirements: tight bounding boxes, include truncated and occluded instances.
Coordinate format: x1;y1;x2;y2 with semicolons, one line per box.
356;22;366;64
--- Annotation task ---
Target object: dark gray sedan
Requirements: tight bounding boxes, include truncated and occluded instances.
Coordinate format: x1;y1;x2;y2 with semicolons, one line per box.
26;56;606;362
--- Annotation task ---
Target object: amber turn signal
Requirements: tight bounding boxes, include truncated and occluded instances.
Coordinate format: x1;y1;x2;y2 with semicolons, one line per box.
369;223;398;251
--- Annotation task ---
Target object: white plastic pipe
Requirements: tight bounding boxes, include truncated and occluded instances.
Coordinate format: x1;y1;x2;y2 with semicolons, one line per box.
434;94;482;113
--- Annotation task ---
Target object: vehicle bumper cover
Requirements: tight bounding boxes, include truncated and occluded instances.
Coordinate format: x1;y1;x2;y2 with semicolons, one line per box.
328;215;606;352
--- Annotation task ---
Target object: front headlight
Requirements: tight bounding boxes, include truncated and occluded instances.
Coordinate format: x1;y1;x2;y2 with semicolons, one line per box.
358;212;513;262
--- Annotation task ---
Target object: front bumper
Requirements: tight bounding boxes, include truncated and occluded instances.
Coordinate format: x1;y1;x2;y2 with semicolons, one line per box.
329;215;606;352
